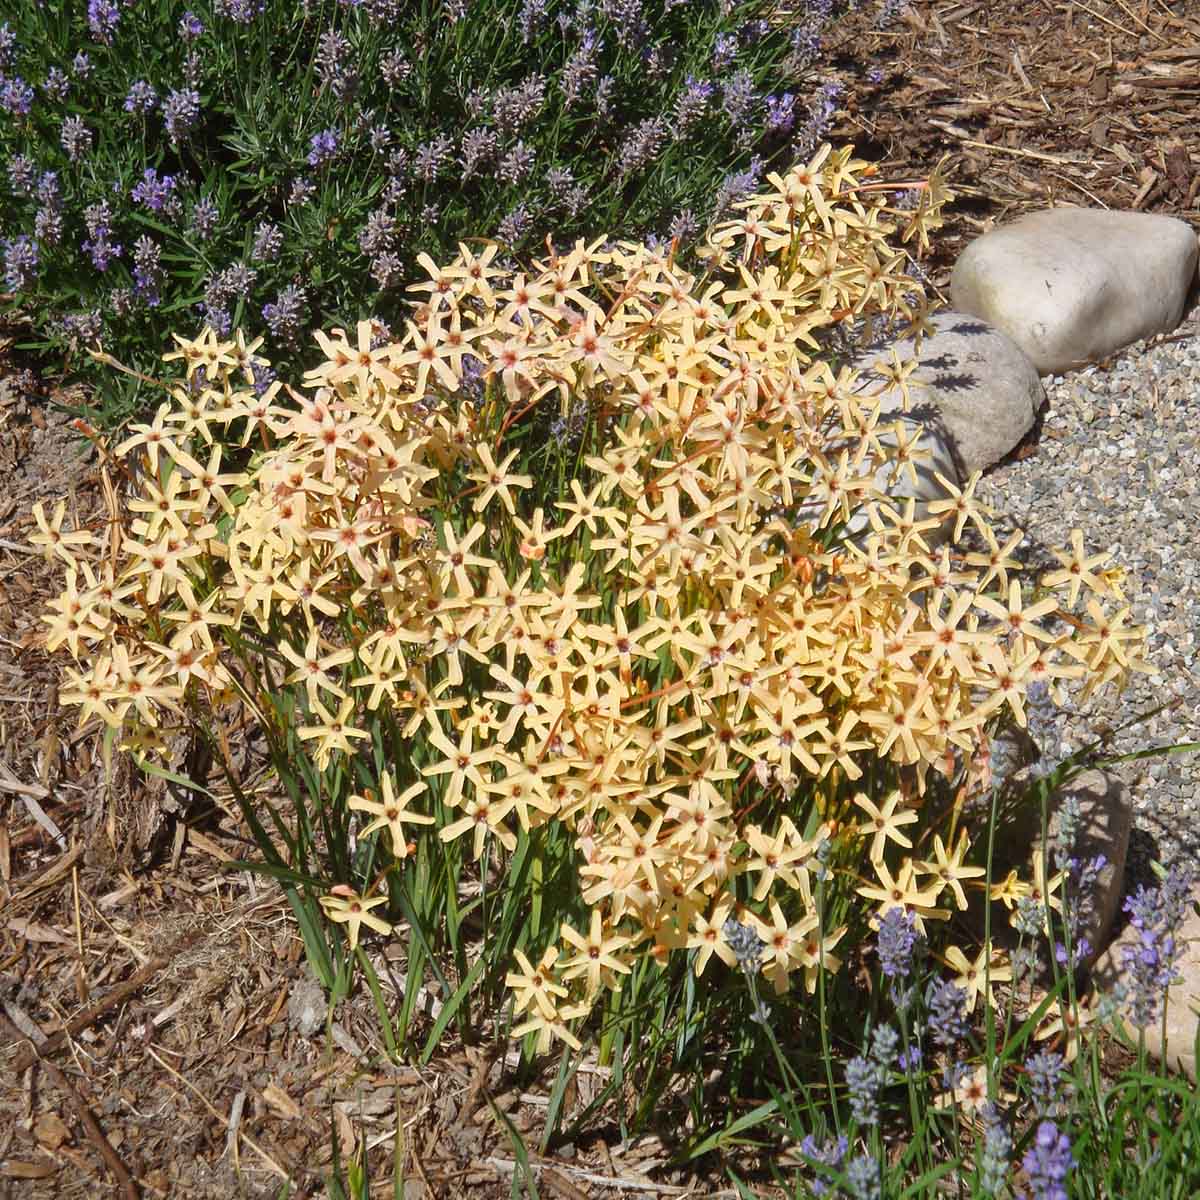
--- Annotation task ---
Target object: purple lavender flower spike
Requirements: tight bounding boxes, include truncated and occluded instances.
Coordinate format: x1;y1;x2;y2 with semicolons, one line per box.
561;35;599;109
316;28;358;101
925;979;968;1047
498;141;536;186
359;209;395;257
712;32;737;70
671;76;713;139
461;129;498;179
765;93;797;135
497;203;532;246
215;0;266;24
495;75;546;134
845;1056;879;1125
288;177;317;206
35;205;63;247
191;197;220;241
132;168;179;213
8;154;37;196
87;0;121;44
875;906;919;978
800;1133;848;1198
1025;1049;1072;1119
163;88;201;143
251;222;283;263
83;200;122;271
0;77;34;117
722;69;757;127
124;80;158;115
262;284;307;346
370;252;403;289
43;68;71;102
413;135;452;182
380;48;411;88
1119;863;1197;1027
307;129;340;168
2;235;38;291
132;235;163;306
977;1102;1011;1196
179;11;204;40
1023;1121;1073;1200
519;0;548;42
616;118;665;178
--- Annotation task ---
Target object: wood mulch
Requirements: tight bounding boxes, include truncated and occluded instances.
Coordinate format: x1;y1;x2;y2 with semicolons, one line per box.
830;0;1200;286
2;0;1197;1194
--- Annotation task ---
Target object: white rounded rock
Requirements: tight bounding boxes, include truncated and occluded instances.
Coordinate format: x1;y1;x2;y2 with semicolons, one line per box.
950;208;1199;376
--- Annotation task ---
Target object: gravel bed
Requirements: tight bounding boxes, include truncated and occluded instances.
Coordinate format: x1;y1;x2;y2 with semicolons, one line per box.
973;300;1200;876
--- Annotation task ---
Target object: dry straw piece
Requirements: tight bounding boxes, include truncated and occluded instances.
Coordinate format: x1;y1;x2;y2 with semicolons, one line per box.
33;144;1147;1053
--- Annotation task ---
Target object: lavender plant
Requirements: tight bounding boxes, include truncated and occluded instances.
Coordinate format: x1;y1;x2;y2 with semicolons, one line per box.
0;0;866;424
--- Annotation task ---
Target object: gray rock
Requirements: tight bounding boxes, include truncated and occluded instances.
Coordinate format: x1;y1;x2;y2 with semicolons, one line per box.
854;311;1045;475
286;975;326;1038
1093;883;1200;1080
1047;769;1133;968
795;409;960;551
993;768;1132;972
951;208;1199;375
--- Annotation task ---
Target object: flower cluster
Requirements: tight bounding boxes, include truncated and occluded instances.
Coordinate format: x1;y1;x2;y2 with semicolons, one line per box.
35;150;1148;1057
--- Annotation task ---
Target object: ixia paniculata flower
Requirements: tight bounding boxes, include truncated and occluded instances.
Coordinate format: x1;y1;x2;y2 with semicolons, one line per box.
35;146;1152;1046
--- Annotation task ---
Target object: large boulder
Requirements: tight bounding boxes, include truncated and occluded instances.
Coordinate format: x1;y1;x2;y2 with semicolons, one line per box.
854;310;1044;476
950;209;1199;376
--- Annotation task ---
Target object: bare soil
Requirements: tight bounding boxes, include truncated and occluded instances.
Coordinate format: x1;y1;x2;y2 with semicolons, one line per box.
2;0;1197;1195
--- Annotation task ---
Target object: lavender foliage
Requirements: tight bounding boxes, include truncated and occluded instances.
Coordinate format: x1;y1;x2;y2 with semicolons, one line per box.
0;0;824;404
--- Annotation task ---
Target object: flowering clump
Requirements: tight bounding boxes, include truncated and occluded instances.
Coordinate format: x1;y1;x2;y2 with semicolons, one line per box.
34;147;1149;1056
